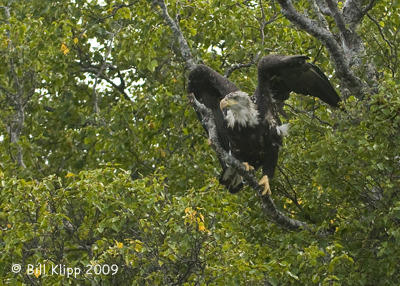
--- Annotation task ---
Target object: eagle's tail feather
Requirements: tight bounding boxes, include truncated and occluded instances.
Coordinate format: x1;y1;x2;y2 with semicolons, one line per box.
276;123;290;136
219;167;243;193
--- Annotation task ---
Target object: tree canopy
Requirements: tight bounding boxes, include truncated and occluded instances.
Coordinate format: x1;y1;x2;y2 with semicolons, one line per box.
1;0;400;285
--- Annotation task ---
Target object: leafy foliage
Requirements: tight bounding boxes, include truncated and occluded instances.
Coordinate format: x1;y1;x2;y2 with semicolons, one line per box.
1;0;400;285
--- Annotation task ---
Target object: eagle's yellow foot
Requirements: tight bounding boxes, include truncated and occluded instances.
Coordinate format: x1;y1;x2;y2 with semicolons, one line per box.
243;162;255;171
207;138;212;145
259;175;271;196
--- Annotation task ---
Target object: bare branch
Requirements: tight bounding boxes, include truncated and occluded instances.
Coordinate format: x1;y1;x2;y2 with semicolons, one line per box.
2;4;27;168
224;61;255;78
309;0;329;28
343;0;377;28
314;1;332;16
91;28;120;114
79;65;132;102
153;0;195;69
325;0;351;43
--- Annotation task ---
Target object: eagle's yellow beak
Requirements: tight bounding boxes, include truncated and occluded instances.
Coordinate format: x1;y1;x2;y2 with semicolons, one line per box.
220;98;236;110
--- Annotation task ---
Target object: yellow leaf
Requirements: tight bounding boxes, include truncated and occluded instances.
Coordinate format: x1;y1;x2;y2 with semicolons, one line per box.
3;39;10;48
34;268;41;278
65;172;75;178
134;242;143;252
198;222;206;232
73;37;79;44
160;149;166;158
7;224;11;229
61;43;69;55
116;241;123;249
148;122;155;129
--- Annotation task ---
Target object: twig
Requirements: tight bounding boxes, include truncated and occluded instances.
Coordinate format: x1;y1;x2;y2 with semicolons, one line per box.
366;12;394;56
91;29;119;114
224;61;255;78
224;0;279;78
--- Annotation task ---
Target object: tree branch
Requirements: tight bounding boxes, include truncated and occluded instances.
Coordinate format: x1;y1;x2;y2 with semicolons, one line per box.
343;0;377;29
153;0;195;70
325;0;351;44
314;1;332;16
91;28;119;114
224;61;255;78
308;0;329;29
2;4;27;168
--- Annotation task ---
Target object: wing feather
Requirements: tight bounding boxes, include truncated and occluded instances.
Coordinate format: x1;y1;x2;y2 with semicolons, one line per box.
258;55;341;107
188;64;238;108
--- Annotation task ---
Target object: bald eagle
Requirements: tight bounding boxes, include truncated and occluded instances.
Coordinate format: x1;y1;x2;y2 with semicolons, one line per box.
188;55;340;194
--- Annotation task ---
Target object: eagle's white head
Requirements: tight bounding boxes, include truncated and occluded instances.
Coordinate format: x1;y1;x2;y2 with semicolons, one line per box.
220;91;259;128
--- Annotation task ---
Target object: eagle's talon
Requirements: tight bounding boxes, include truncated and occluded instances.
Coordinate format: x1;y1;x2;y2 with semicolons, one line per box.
243;162;255;171
259;175;271;196
187;92;195;104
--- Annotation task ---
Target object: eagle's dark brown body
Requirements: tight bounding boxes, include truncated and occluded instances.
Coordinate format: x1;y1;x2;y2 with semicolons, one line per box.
227;122;280;179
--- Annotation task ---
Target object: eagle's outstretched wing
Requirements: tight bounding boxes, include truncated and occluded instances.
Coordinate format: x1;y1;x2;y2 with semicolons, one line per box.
257;55;341;107
188;64;243;193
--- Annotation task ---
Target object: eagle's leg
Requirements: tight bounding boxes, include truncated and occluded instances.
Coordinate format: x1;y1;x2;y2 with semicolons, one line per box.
259;175;271;196
243;162;255;171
